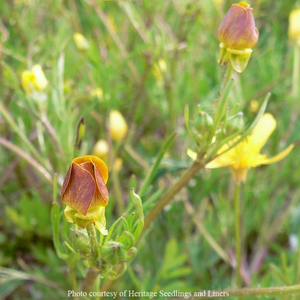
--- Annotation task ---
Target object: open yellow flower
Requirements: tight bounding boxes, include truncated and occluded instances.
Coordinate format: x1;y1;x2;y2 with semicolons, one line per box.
188;113;294;184
61;155;109;234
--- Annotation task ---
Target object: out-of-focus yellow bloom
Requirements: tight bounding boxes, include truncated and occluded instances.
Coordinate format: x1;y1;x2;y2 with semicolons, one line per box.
91;87;104;100
108;15;118;33
109;110;128;141
218;2;259;73
288;9;300;45
249;99;259;113
152;59;167;80
73;32;89;51
93;139;109;161
61;155;109;234
188;113;294;184
21;65;48;94
113;157;123;173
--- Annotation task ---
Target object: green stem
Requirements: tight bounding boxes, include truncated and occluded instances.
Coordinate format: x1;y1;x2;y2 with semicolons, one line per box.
140;157;204;240
183;199;230;263
221;63;233;95
82;266;101;294
83;225;101;295
0;101;51;172
215;285;300;298
86;224;99;262
292;44;299;98
234;183;241;289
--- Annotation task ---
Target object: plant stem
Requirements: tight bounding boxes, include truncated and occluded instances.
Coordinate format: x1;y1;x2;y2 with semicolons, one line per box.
82;266;101;293
292;44;299;97
183;199;230;263
221;63;233;95
234;183;241;289
140;157;204;240
83;225;101;294
86;224;99;262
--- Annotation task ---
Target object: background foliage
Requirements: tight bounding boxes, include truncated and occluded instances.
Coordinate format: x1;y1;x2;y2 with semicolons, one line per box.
0;0;300;299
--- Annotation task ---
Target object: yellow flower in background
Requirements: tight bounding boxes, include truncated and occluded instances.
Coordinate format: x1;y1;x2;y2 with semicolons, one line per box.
249;99;259;113
93;139;109;161
218;2;259;73
21;64;48;94
91;87;104;100
288;9;300;45
73;32;89;51
152;59;167;80
188;113;294;184
61;156;109;235
109;110;128;141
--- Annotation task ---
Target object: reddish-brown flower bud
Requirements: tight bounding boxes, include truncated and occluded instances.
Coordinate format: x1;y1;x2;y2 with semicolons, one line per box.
61;155;109;234
218;2;259;50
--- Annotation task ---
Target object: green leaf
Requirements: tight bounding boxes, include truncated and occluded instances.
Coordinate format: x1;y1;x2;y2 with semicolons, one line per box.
51;203;68;260
130;188;144;225
138;132;177;197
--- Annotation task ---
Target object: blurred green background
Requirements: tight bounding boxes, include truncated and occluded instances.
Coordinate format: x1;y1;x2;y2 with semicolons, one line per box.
0;0;300;299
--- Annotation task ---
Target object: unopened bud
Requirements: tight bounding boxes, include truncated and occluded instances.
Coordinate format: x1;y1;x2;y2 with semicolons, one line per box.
92;139;109;161
226;112;244;135
101;241;127;265
191;111;213;141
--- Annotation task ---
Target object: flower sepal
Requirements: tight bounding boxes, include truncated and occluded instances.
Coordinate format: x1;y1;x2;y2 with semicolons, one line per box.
227;48;253;73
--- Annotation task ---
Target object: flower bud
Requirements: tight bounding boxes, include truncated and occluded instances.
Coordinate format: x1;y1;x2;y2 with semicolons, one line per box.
109;110;128;141
288;9;300;45
22;65;48;94
73;32;89;51
217;2;259;73
61;155;109;235
71;229;91;257
191;111;213;142
226;112;244;136
100;241;127;265
92;139;109;161
218;2;258;50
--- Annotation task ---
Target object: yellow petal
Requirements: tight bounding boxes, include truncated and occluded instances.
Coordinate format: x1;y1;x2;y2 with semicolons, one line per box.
21;70;34;93
95;207;108;235
187;148;197;160
259;144;294;165
249;113;276;153
32;64;48;91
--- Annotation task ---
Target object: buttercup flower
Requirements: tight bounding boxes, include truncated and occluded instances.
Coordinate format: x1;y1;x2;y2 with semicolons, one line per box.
218;2;259;73
109;110;128;141
288;9;300;45
21;65;48;94
61;155;109;235
188;113;294;184
73;32;89;51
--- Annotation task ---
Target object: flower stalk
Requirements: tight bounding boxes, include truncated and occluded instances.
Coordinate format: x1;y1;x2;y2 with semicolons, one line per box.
292;43;299;97
234;182;242;290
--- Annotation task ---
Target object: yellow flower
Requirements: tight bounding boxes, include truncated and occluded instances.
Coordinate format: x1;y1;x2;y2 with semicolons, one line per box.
61;155;109;234
93;139;109;161
288;9;300;45
73;32;90;51
109;110;128;141
21;65;48;94
91;87;104;100
217;2;259;73
188;113;294;184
